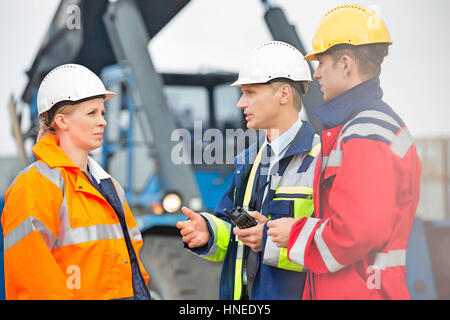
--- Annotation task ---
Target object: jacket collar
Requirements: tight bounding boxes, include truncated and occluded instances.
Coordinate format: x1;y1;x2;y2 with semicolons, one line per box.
33;135;78;169
32;135;111;183
87;156;111;183
310;77;384;131
265;116;303;158
234;120;316;167
283;121;315;159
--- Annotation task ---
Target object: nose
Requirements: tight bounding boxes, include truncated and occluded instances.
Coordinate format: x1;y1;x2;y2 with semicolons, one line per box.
313;68;320;81
99;114;107;127
237;94;247;110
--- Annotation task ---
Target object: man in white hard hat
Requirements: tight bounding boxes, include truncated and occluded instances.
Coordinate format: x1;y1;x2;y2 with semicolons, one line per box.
177;41;321;300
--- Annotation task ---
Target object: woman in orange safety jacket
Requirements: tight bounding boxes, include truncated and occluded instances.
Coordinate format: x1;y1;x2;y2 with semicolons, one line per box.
1;64;151;300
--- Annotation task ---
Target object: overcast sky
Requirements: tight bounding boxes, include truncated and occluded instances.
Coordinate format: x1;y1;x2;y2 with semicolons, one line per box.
1;0;449;157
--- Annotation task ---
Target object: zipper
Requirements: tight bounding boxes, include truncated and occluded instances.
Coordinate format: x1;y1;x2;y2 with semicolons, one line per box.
273;193;313;199
310;133;325;300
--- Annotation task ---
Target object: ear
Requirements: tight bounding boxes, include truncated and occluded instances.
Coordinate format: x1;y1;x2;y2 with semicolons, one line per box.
340;55;354;78
279;84;291;105
53;114;69;131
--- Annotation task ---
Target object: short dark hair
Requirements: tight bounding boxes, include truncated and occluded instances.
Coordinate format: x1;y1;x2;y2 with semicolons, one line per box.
268;78;306;112
325;43;389;79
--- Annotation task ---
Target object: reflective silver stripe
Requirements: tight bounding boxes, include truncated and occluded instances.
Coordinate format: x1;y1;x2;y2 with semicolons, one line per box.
8;163;34;188
390;128;413;158
322;110;412;173
197;212;219;258
110;176;144;243
289;218;320;266
279;155;316;189
262;236;281;267
373;249;406;270
4;161;64;252
274;141;319;190
111;176;126;212
321;149;343;172
343;123;397;144
9;161;64;192
58;192;71;234
308;135;322;157
4;216;57;252
33;161;64;189
342;110;401;133
343;122;414;158
110;177;144;243
5;160;132;251
236;241;244;260
193;212;231;259
314;219;346;272
54;223;124;249
328;149;343;167
128;226;143;243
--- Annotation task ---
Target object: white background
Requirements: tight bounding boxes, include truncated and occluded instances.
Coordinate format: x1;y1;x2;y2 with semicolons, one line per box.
1;0;449;157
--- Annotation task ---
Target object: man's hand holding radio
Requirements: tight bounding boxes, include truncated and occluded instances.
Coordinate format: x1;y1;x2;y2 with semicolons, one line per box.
233;211;268;253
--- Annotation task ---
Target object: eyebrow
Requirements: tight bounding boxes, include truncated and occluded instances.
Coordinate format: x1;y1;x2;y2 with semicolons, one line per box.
88;106;106;113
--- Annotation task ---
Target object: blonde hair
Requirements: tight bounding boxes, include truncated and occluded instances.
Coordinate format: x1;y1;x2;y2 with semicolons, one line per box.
37;104;78;142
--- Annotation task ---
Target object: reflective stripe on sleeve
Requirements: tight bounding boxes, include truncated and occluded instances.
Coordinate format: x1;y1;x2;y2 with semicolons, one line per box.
314;219;346;273
373;249;406;270
263;236;303;271
263;235;281;267
342;110;402;133
288;217;320;267
343;122;413;158
195;212;231;261
390;129;414;158
4;216;57;252
4;161;64;252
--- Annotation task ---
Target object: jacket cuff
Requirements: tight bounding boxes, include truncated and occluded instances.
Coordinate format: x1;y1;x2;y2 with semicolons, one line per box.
262;221;278;267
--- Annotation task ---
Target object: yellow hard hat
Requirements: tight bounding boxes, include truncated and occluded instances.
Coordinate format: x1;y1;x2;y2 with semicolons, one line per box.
305;4;392;61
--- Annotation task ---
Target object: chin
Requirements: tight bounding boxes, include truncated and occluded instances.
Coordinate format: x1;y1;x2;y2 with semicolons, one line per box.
88;142;102;152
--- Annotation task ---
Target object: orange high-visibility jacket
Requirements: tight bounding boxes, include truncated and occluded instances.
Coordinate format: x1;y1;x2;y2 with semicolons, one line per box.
1;135;150;299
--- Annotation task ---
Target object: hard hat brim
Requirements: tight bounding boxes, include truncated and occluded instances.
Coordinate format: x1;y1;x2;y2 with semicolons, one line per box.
104;91;116;101
304;52;319;61
304;41;392;62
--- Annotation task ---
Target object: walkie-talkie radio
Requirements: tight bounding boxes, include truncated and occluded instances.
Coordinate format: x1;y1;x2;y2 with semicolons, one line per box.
224;207;258;229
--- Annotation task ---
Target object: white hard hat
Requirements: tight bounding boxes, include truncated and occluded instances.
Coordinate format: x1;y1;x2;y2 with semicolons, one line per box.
231;41;312;87
37;64;115;116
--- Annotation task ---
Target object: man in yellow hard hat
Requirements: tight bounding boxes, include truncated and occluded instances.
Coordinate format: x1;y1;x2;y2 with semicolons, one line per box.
267;5;422;299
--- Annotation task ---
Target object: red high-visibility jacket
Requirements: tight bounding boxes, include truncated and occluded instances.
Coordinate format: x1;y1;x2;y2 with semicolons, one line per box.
287;78;421;299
